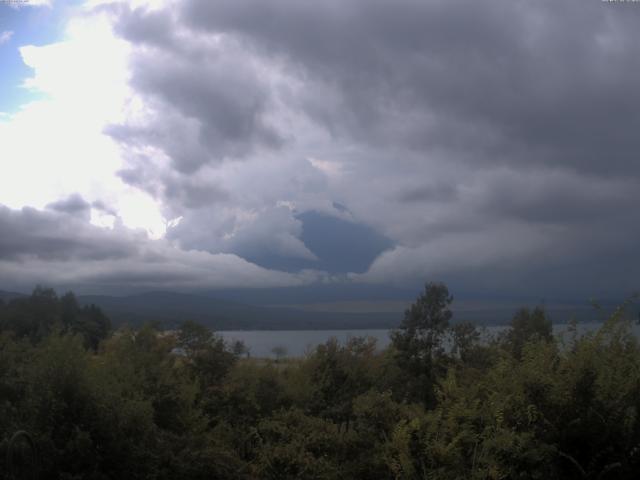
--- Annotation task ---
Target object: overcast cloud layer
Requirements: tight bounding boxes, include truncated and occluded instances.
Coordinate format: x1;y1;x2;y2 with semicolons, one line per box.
1;0;639;298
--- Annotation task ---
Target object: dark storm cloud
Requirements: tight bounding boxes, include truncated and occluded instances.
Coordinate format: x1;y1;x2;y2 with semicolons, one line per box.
163;176;229;210
99;0;640;296
478;170;636;225
129;53;282;169
104;4;284;177
0;204;138;261
110;4;174;49
115;158;229;211
398;184;458;204
0;203;316;293
180;0;640;173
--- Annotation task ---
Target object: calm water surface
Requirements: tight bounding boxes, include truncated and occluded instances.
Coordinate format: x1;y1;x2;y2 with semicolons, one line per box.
219;322;634;358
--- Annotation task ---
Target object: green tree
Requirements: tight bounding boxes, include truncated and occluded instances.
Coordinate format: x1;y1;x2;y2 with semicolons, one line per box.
0;288;110;349
450;321;480;363
504;306;552;358
391;282;453;406
176;320;237;421
252;408;341;480
303;337;379;429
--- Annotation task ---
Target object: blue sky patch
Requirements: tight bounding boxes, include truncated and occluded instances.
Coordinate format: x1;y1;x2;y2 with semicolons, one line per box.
0;1;82;113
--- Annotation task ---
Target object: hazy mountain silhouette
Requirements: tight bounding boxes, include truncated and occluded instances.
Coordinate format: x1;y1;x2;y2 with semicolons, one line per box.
0;290;27;302
77;291;400;330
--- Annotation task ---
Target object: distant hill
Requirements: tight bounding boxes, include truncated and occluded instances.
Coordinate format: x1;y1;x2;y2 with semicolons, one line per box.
0;290;27;303
78;291;400;330
3;287;633;331
200;283;420;305
77;291;628;331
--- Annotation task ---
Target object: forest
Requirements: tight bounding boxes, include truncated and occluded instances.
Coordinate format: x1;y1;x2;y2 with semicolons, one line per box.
1;283;640;479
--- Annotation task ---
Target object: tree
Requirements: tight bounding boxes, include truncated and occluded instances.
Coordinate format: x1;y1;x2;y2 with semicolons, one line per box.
304;337;378;428
2;286;60;342
75;303;111;350
271;346;288;362
450;321;480;363
391;282;453;406
232;339;249;358
0;288;110;349
177;320;236;390
504;306;552;358
177;320;216;353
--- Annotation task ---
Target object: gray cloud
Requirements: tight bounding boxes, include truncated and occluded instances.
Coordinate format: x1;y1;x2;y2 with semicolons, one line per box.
0;203;321;293
476;169;636;225
179;0;640;173
110;4;175;49
166;205;318;263
95;0;640;297
162;175;229;210
128;52;282;167
105;4;284;177
46;193;91;217
397;183;458;204
0;204;139;262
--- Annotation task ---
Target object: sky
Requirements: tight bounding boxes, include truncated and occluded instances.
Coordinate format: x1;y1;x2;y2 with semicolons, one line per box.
0;0;639;302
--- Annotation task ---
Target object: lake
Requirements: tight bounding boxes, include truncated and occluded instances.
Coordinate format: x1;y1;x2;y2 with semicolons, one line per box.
218;322;633;358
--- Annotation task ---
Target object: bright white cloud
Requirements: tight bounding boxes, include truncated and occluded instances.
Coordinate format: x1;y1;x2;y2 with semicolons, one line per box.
0;7;167;237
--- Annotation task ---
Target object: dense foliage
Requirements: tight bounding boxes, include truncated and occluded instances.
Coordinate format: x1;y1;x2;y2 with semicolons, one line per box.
1;283;639;479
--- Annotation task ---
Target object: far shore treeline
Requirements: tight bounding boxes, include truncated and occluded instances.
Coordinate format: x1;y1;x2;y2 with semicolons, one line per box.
1;283;640;479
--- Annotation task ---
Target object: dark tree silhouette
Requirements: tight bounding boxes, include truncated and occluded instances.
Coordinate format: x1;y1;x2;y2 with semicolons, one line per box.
391;281;453;406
